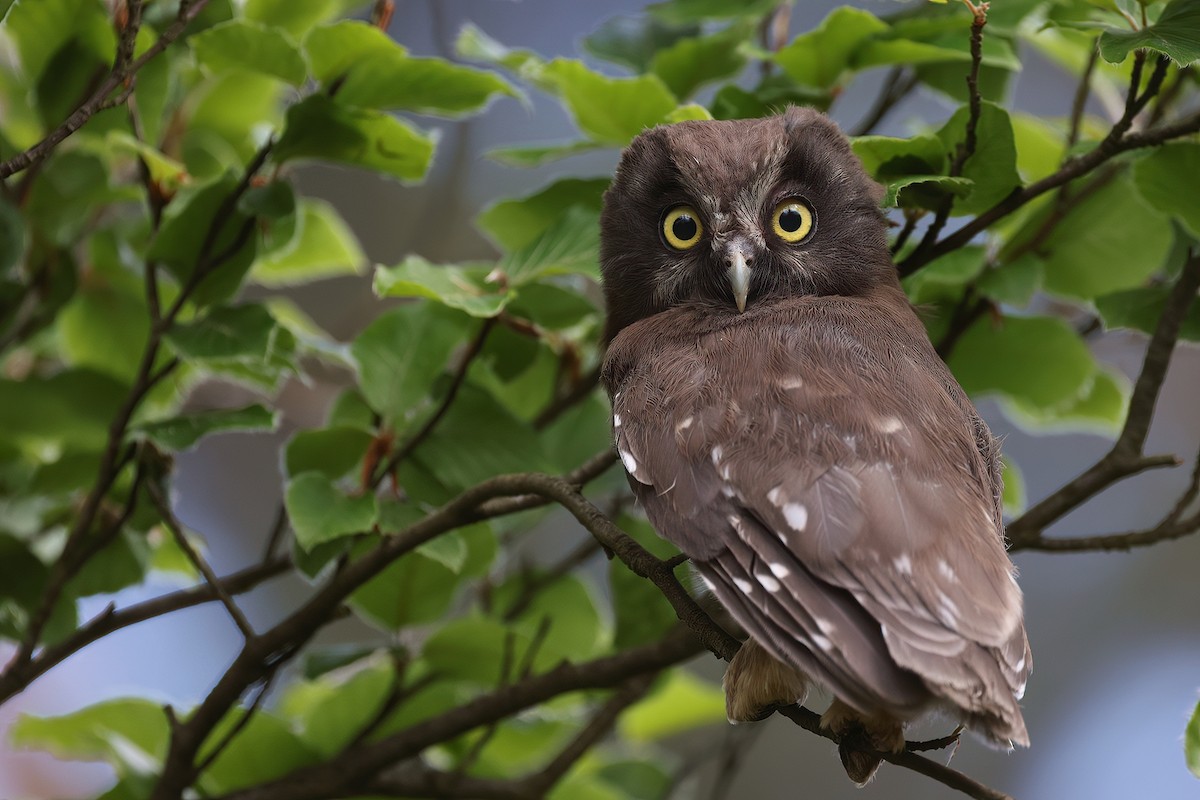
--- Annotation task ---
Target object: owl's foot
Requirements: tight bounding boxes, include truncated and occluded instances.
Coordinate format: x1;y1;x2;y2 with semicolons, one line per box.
820;699;904;786
723;638;808;723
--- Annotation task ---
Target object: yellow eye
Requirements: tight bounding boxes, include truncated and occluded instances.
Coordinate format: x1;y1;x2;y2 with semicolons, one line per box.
772;199;814;243
662;205;703;250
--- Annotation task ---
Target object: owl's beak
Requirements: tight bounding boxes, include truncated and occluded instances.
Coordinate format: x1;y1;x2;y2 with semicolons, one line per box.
726;246;752;313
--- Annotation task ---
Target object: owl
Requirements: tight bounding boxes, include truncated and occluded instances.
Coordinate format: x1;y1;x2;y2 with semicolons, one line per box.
599;107;1030;783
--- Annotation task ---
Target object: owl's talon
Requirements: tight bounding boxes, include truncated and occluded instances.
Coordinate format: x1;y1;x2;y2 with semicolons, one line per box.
820;699;904;786
723;638;808;724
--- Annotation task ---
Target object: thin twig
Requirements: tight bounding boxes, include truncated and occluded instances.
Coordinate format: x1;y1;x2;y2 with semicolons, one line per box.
850;68;918;137
371;316;497;488
1066;45;1100;152
145;480;257;639
0;0;212;180
909;3;988;263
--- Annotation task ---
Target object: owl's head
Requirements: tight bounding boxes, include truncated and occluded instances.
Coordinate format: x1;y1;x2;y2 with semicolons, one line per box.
600;106;893;339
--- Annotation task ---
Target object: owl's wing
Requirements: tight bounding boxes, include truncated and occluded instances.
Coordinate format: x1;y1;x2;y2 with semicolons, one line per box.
607;302;1030;745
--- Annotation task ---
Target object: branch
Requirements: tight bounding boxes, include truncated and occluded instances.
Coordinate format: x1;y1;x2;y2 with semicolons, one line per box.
850;67;919;137
1009;252;1200;547
213;628;703;800
533;363;602;431
900;54;1185;275
145;479;257;639
909;2;988;263
0;0;212;180
1066;45;1100;152
0;558;288;705
370;316;497;488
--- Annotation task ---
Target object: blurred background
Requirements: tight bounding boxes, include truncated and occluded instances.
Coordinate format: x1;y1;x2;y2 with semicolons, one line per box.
2;0;1199;798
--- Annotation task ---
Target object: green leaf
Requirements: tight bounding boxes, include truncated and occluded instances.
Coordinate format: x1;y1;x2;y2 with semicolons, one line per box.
166;304;278;360
610;515;680;649
664;103;713;122
1098;0;1200;64
977;254;1044;307
0;196;23;273
4;0;111;83
274;94;436;183
105;132;190;190
422;616;562;684
851;134;947;177
1005;366;1130;434
507;282;599;332
885;175;974;209
494;206;600;286
191;19;307;85
350;303;466;423
285;471;377;550
1187;699;1200;778
1035;174;1173;299
620;671;726;741
537;59;678;145
1010;112;1066;183
936;101;1021;216
773;7;889;88
197;711;318;794
135;405;278;452
374;257;512;317
583;14;700;72
413;383;552;489
239;181;296;220
290;657;394;756
902;246;987;305
1001;457;1025;515
1094;285;1200;341
648;0;779;24
454;22;542;73
11;699;168;770
0;370;127;453
650;24;748;100
69;529;151;599
486;140;603;168
416;531;468;574
948;315;1097;410
284;426;373;480
245;0;362;38
477;178;609;252
1133;142;1200;238
147;174;257;306
251;198;366;286
497;574;611;661
306;21;515;114
56;273;149;383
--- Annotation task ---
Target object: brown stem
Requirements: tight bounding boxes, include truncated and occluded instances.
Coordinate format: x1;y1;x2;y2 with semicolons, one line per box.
0;0;212;180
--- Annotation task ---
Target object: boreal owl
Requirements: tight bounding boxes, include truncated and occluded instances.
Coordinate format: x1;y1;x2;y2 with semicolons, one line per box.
599;107;1030;783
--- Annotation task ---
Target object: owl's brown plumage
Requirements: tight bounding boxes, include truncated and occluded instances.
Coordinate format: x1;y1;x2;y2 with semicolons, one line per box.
599;108;1031;779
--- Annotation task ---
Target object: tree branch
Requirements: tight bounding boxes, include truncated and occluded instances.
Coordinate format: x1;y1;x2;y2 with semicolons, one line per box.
145;479;257;639
1008;251;1200;547
909;2;988;263
0;0;212;180
900;55;1187;275
850;67;918;137
370;316;497;488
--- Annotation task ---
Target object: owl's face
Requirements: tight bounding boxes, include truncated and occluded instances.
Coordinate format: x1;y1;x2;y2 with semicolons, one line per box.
600;107;893;339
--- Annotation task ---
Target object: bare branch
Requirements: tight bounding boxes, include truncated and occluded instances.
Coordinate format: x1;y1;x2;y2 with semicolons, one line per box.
1009;252;1200;546
0;558;288;705
145;479;257;639
850;68;919;137
0;0;212;180
1066;45;1100;151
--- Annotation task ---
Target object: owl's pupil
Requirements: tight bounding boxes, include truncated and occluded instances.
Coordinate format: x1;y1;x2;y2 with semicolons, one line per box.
779;208;803;233
672;215;697;241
